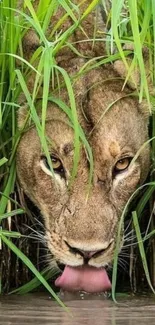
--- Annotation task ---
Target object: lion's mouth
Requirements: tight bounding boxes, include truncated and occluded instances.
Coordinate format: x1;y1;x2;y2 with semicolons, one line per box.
55;265;111;293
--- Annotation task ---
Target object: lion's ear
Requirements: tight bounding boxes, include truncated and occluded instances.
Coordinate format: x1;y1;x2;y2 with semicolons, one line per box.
114;45;154;92
139;100;151;119
113;45;153;117
113;56;140;90
114;44;155;94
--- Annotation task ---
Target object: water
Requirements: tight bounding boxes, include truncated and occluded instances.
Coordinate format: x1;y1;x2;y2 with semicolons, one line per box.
0;293;155;325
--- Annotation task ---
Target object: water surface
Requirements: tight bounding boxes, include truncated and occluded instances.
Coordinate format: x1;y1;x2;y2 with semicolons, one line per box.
0;293;155;325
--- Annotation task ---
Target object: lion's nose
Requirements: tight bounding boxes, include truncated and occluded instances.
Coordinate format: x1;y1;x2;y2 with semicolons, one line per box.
65;241;113;260
75;249;102;259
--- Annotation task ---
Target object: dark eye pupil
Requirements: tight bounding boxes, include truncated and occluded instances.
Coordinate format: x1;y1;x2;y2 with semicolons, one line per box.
118;159;123;164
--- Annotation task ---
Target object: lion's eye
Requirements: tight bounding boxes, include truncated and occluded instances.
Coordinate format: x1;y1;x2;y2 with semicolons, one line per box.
42;155;65;176
114;157;132;174
50;156;62;170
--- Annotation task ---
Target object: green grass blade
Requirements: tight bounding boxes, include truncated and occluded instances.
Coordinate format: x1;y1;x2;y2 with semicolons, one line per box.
0;209;25;221
1;234;68;310
48;96;94;191
0;230;22;238
15;69;54;175
81;0;99;21
0;53;41;75
58;0;79;23
41;49;53;136
10;267;59;295
0;157;8;167
112;182;155;302
144;229;155;242
54;66;80;184
132;211;155;294
152;0;155;81
4;6;47;46
136;185;155;218
127;0;151;109
0;160;16;216
111;0;128;67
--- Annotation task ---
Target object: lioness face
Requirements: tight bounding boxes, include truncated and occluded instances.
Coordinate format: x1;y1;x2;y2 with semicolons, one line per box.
16;77;150;293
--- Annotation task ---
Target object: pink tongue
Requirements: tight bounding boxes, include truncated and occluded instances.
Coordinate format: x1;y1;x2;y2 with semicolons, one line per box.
55;266;111;293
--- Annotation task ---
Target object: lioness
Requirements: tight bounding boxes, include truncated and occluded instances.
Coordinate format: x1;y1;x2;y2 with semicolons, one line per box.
16;1;150;293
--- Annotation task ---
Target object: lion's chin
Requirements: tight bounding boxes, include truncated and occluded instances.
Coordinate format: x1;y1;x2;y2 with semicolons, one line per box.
55;265;111;293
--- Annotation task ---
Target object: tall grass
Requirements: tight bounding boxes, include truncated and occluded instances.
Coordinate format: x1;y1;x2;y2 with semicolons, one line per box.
103;0;155;299
0;0;95;300
0;0;155;300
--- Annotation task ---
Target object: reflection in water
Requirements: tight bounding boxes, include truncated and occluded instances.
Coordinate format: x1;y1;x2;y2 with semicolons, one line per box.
0;292;155;325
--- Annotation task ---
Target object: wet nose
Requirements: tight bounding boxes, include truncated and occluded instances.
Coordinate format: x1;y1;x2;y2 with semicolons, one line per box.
75;249;101;259
65;241;113;260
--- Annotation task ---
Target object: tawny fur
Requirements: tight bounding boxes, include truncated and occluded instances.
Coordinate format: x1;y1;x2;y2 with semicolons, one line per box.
16;1;150;269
